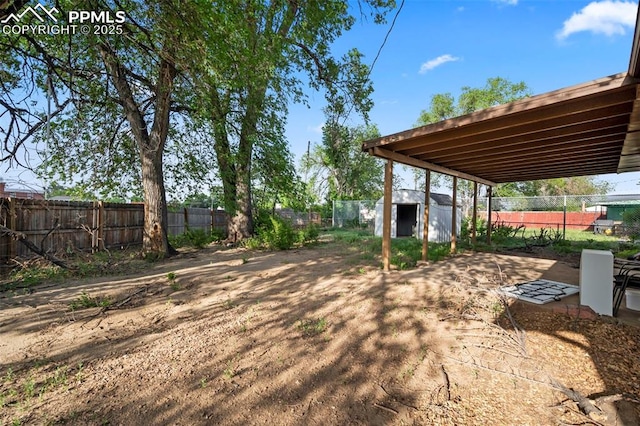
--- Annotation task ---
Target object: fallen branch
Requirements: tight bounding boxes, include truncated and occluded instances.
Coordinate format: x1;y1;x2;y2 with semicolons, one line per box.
373;402;398;415
0;224;74;269
379;384;419;410
551;379;603;418
440;365;451;401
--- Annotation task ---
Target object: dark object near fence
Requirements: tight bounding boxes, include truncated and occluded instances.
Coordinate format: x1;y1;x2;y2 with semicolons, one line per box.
593;219;615;234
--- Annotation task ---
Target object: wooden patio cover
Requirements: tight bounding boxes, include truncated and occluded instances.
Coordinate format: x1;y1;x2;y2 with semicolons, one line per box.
363;73;640;186
363;8;640;270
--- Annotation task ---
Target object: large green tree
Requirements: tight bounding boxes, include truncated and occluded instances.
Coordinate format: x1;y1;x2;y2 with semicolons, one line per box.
187;0;394;241
1;0;208;257
498;177;612;197
304;123;384;203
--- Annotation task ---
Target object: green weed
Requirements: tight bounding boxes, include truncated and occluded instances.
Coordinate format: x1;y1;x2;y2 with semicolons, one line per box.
297;318;327;336
223;298;237;310
167;272;181;290
4;265;67;291
69;292;111;310
223;358;237;379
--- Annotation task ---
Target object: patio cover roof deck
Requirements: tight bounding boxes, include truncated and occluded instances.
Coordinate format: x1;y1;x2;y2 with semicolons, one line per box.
362;72;640;186
364;7;640;270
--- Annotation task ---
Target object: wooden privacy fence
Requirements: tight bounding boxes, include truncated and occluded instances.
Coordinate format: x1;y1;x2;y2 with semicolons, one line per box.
0;198;228;264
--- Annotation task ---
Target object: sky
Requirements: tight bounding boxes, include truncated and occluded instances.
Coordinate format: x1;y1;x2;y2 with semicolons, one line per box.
3;0;640;196
286;0;640;194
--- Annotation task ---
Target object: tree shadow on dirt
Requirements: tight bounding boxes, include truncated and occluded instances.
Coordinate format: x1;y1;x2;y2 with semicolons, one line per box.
1;244;455;424
4;247;637;425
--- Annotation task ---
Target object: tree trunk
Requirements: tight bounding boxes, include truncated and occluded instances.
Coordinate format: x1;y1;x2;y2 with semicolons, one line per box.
99;42;177;257
227;162;253;242
140;148;172;255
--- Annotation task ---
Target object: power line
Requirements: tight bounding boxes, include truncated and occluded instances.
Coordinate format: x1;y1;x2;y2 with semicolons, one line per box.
368;0;405;80
338;0;405;127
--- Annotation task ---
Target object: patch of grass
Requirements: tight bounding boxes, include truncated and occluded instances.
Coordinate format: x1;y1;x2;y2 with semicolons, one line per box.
166;272;181;290
297;317;327;337
69;292;111;311
223;358;237;380
223;298;237;310
4;368;14;383
3;264;67;291
326;228;452;269
400;365;415;380
169;228;222;249
23;377;35;399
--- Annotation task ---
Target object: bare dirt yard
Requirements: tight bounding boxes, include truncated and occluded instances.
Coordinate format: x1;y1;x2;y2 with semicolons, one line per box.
1;238;640;425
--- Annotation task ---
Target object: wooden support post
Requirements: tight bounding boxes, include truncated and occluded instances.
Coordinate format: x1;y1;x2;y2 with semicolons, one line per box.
451;177;457;254
421;170;431;262
98;201;105;251
487;186;493;245
92;201;99;253
382;159;393;271
472;181;478;244
184;207;189;233
8;197;16;259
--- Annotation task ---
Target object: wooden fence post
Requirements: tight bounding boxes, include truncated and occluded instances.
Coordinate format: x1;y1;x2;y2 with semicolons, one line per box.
98;201;105;251
8;197;16;259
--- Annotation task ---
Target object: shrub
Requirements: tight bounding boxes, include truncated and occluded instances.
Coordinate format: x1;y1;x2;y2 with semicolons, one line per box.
461;217;488;242
622;207;640;241
298;223;320;243
169;227;222;249
262;216;296;250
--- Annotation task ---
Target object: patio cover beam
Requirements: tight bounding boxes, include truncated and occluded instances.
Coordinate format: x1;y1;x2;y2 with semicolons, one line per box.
370;147;496;187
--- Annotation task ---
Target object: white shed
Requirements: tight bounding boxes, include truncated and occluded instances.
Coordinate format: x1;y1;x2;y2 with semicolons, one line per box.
374;189;461;243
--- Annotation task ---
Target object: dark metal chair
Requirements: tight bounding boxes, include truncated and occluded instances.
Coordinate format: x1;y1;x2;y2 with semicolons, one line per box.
613;259;640;316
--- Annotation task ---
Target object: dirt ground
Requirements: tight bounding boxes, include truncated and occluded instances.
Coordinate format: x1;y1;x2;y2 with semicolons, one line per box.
1;240;640;425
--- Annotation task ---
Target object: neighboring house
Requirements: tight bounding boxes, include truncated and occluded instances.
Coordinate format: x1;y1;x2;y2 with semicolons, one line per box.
598;200;640;222
374;189;461;243
0;181;44;199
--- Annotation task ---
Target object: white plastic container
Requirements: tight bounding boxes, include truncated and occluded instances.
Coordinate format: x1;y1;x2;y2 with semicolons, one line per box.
626;288;640;311
580;249;614;315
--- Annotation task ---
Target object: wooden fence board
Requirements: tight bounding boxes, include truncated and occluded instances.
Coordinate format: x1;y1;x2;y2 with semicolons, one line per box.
0;198;319;264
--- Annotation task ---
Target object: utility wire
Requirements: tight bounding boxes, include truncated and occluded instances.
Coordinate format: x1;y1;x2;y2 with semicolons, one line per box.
338;0;405;128
367;0;405;82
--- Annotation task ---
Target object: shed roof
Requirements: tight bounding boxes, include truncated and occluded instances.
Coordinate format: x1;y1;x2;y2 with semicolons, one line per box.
599;200;640;207
363;8;640;186
375;190;453;206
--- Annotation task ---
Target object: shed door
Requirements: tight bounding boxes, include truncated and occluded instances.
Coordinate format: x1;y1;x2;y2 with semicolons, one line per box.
396;204;417;237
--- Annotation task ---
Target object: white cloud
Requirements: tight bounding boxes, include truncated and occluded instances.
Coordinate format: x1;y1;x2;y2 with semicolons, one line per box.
419;54;460;73
493;0;518;5
307;123;324;134
556;0;637;40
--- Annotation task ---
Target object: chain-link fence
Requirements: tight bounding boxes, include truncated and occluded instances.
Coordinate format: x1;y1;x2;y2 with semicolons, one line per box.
332;200;376;229
477;194;640;237
332;194;640;239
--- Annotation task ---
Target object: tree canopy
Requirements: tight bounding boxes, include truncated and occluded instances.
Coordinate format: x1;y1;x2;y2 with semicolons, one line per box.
304;123;384;203
1;0;396;251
